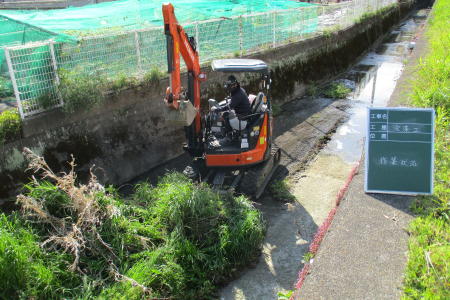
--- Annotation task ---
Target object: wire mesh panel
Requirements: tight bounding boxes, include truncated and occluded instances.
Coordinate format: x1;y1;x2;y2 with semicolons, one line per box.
322;3;344;32
275;9;303;47
354;0;362;19
7;43;60;117
138;28;167;75
194;18;241;63
302;6;320;38
347;0;357;27
4;0;403;118
380;0;393;9
0;16;57;75
241;12;275;55
56;31;140;80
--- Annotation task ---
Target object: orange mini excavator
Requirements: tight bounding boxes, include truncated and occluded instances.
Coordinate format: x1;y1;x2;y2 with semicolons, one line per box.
162;3;281;198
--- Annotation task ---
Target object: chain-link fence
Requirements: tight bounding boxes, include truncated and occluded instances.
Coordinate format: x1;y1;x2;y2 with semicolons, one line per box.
4;0;398;119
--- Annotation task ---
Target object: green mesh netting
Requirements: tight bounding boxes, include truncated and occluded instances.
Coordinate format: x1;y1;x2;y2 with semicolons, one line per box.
1;0;319;111
1;0;317;76
1;0;317;34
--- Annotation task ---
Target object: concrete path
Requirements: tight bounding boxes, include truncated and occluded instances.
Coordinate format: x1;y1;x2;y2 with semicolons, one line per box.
295;7;432;300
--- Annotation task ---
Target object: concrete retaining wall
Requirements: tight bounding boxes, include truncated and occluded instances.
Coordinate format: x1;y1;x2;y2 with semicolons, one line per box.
0;1;415;204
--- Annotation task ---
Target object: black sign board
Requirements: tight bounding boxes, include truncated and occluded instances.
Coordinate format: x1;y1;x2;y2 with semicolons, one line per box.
365;107;435;195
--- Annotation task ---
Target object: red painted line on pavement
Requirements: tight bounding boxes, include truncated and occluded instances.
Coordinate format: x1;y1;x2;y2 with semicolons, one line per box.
290;161;360;299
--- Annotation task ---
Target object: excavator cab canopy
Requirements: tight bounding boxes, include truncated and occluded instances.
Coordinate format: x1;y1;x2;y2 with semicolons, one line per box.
211;59;269;75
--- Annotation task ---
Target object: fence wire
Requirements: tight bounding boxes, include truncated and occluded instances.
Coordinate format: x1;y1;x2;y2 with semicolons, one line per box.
4;0;399;118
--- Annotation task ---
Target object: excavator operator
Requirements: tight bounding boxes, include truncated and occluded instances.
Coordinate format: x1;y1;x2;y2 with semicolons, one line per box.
211;75;252;134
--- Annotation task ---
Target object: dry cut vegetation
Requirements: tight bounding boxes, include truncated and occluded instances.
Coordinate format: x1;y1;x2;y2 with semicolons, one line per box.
0;148;265;299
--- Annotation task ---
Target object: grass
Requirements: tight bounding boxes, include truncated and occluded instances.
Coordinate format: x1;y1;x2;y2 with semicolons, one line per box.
1;148;265;299
270;179;295;201
402;0;450;298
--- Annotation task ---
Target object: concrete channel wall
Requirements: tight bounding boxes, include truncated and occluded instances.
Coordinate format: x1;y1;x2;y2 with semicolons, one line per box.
0;1;415;204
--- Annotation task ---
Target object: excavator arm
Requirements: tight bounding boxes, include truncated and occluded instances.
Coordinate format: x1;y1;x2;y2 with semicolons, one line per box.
163;3;206;157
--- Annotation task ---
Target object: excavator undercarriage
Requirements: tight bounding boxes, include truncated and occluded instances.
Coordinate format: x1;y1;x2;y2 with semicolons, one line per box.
184;146;281;199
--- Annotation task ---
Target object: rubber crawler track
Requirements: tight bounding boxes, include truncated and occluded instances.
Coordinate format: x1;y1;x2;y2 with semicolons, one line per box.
240;146;281;199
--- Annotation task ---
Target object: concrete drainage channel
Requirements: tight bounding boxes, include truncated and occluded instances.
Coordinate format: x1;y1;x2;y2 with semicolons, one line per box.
219;7;430;299
120;8;430;300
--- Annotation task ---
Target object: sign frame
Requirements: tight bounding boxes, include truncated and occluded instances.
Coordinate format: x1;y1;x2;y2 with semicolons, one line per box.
365;107;435;195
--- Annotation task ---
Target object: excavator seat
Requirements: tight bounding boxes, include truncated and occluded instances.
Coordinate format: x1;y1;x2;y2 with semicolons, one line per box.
240;92;264;127
252;92;265;115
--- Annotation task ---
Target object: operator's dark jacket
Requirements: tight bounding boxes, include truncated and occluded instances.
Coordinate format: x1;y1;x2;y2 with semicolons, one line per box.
217;84;252;116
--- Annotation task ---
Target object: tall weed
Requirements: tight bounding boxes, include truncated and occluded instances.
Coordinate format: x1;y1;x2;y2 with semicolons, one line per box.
403;215;450;299
9;148;265;299
403;0;450;298
0;213;81;299
408;1;450;217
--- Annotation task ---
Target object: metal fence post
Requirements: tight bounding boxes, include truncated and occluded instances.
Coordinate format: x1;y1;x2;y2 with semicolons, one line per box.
134;30;143;81
322;6;325;34
195;21;199;54
300;9;303;41
49;41;64;105
346;3;348;28
239;15;242;57
340;3;343;30
4;46;24;119
273;11;276;48
49;41;60;86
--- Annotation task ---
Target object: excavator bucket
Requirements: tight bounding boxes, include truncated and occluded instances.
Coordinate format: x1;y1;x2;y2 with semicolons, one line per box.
164;100;198;126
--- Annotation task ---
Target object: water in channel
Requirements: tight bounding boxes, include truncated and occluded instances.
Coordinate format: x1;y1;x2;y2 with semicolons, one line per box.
322;8;430;166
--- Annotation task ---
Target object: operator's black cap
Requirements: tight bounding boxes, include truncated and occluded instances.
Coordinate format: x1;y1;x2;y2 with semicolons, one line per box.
225;75;238;86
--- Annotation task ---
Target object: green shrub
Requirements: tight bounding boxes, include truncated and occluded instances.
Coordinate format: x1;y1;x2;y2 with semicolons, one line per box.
272;103;282;116
57;69;107;114
143;68;166;86
111;73;140;96
0;108;21;143
306;82;320;98
36;90;54;110
324;83;351;99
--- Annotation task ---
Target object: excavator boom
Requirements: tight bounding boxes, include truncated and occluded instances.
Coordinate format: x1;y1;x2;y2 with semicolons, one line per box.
162;3;206;156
